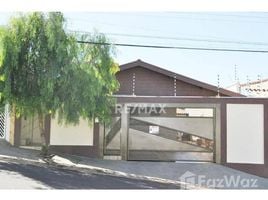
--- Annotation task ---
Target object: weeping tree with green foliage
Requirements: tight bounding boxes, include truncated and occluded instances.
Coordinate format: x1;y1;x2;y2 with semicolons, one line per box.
0;12;119;152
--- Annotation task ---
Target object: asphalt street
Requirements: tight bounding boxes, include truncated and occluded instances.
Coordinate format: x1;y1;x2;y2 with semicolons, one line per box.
0;159;180;189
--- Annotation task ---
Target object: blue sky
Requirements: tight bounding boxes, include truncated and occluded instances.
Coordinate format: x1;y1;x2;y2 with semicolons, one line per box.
1;12;268;87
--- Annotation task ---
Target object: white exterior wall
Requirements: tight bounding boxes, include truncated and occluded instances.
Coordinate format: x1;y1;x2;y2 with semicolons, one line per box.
227;104;264;164
226;83;241;94
242;81;268;97
226;80;268;97
50;117;94;146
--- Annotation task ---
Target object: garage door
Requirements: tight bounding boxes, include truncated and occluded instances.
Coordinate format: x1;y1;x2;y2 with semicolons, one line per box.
127;106;215;162
103;105;215;162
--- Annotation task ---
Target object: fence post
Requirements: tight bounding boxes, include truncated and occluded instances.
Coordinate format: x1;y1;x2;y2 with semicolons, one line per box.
120;104;129;160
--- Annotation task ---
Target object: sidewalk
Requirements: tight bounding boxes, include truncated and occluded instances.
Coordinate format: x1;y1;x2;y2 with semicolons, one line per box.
51;153;268;189
0;140;43;163
1;140;268;189
0;140;182;189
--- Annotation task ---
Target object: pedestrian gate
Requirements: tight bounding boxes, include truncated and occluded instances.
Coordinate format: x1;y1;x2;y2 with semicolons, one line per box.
0;106;10;139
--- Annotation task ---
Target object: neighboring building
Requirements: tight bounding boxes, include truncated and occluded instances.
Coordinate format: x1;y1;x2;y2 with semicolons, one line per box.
226;78;268;97
3;60;268;178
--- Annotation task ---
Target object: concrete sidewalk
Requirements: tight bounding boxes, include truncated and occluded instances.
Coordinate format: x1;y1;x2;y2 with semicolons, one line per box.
51;154;268;189
0;140;42;162
1;140;268;189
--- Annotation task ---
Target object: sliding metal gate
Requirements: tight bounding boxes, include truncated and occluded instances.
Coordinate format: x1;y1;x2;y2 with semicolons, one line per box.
103;104;216;162
128;105;215;161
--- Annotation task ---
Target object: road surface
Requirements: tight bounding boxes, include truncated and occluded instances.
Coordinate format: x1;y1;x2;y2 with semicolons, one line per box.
0;159;180;189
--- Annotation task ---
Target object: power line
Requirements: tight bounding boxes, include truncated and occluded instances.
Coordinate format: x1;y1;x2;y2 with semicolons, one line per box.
76;40;268;53
66;17;160;32
140;13;268;24
66;16;268;43
70;30;268;47
67;24;244;42
166;12;268;20
66;15;268;43
198;13;268;20
68;13;268;24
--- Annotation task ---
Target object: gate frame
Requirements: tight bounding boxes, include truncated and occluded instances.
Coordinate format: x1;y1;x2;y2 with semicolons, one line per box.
110;95;268;177
119;102;221;163
0;104;10;141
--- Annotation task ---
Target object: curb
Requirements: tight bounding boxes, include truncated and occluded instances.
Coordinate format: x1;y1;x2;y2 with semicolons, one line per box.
47;155;204;189
0;154;46;165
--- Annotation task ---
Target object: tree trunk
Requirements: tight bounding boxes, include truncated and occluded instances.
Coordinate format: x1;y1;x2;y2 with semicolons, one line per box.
38;113;49;156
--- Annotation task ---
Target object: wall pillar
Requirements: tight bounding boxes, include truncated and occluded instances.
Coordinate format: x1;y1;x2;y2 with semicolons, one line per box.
98;123;104;158
215;104;221;164
120;104;129;160
220;103;227;164
13;116;21;147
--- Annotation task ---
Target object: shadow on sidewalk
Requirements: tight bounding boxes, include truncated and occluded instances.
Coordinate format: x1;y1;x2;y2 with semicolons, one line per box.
0;139;41;161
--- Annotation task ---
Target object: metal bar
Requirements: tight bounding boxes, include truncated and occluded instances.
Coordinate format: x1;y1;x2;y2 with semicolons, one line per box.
0;108;6;138
104;149;121;155
130;117;213;142
105;118;121;145
128;150;213;162
98;124;105;158
129;125;212;152
120;104;129;160
215;104;221;164
213;107;216;163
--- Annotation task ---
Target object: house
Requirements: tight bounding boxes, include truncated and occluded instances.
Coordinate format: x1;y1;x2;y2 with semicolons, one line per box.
3;59;243;152
2;60;268;178
3;59;239;151
116;60;241;97
226;78;268;97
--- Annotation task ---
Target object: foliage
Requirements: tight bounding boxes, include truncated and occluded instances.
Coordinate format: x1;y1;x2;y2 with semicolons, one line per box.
56;33;119;124
0;12;119;127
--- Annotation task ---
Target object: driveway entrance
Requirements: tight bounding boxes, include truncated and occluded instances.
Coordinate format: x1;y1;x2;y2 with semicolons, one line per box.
103;103;220;162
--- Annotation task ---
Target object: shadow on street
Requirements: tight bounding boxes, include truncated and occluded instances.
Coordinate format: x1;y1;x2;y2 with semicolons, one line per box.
0;160;180;189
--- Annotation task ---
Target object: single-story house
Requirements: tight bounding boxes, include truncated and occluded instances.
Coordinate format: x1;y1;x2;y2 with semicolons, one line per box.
2;60;268;178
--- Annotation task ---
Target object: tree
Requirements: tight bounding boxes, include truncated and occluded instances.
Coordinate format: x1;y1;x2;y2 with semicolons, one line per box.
0;12;119;150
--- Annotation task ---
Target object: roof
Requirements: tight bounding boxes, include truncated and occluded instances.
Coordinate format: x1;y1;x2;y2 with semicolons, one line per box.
240;78;268;87
119;59;244;97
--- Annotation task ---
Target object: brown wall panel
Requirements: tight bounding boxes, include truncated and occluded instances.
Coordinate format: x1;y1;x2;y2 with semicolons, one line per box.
116;67;219;96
